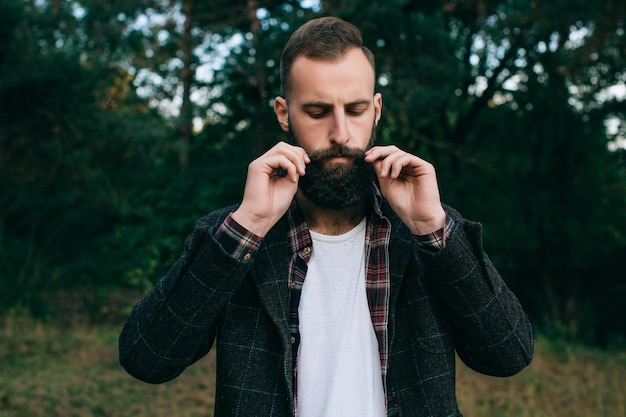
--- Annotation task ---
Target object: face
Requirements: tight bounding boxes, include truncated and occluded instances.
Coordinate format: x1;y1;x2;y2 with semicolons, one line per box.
275;47;382;209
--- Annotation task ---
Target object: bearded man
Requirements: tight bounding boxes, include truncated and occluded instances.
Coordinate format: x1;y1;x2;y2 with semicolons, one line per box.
119;16;533;417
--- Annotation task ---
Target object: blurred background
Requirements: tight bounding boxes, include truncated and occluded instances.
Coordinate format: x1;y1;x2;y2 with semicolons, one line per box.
1;0;625;416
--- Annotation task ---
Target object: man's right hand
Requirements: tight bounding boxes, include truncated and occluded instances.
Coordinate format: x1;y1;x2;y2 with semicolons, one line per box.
231;142;310;237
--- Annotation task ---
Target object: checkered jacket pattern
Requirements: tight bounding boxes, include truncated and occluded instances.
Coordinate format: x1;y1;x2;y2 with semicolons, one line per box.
119;198;533;417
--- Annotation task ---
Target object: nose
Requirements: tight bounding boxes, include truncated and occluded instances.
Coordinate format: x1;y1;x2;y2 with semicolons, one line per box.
330;109;349;145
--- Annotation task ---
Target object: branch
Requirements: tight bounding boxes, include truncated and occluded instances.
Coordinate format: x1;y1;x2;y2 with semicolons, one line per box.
452;33;522;145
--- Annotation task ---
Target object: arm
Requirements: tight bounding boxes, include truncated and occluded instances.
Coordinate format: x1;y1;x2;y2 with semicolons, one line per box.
118;209;256;383
366;145;533;376
119;142;309;383
418;206;534;376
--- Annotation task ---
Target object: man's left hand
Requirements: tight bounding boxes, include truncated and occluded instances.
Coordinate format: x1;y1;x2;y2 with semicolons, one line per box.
365;145;446;235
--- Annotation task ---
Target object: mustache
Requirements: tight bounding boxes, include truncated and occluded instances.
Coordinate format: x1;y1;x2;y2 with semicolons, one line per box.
307;145;368;163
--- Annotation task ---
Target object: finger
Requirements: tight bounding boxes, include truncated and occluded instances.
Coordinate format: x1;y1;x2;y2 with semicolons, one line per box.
367;146;433;179
249;153;297;183
364;146;398;178
269;154;303;183
364;145;398;163
271;142;310;175
386;153;417;179
368;148;411;178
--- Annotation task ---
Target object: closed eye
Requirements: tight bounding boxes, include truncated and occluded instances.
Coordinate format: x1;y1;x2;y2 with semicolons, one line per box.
346;102;369;116
308;110;328;119
347;108;366;116
302;103;331;119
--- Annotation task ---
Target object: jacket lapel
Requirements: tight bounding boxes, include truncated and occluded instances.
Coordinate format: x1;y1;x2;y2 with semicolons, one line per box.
250;219;292;345
385;208;418;305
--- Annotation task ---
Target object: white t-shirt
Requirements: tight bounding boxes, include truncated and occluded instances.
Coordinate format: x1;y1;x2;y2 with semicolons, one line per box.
297;218;386;417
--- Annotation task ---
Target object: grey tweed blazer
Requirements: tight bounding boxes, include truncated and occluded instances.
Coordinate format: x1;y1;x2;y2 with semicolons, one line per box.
119;201;533;417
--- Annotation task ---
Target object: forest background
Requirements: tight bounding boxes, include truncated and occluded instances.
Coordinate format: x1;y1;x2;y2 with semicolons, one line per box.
1;0;626;349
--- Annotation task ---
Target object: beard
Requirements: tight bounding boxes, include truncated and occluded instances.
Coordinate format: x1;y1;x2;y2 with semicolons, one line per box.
288;123;377;210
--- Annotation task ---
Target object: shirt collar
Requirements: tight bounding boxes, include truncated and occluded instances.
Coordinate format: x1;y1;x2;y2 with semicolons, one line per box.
286;181;384;258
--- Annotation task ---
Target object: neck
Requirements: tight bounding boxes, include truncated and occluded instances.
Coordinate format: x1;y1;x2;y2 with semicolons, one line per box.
296;191;367;236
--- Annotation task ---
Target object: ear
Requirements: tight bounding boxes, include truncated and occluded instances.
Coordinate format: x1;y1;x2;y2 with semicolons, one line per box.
274;96;289;132
374;92;382;126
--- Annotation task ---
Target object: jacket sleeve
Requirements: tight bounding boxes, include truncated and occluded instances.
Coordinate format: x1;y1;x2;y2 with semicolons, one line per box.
118;207;253;383
417;206;534;377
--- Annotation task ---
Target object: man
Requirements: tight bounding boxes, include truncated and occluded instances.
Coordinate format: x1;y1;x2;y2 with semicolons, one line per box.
119;16;533;417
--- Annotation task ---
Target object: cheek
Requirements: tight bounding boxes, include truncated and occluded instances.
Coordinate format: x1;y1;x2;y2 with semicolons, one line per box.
288;120;323;150
352;117;377;143
294;118;327;136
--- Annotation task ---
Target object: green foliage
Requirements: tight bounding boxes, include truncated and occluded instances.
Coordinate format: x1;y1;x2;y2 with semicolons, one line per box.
182;0;626;346
327;0;626;345
0;0;625;346
0;0;171;312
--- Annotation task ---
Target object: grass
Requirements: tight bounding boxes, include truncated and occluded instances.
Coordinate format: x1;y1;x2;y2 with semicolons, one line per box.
1;311;625;417
456;339;626;417
0;311;216;417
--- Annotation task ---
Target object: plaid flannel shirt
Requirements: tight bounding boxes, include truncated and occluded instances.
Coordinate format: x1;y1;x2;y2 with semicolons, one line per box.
215;183;454;413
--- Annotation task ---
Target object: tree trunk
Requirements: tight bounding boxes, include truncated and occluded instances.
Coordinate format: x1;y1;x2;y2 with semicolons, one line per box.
247;0;268;156
179;0;196;169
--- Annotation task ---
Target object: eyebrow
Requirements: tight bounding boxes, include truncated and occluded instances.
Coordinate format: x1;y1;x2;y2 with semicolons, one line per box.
301;99;371;109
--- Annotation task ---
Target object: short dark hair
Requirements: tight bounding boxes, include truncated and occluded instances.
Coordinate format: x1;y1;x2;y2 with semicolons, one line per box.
279;17;376;98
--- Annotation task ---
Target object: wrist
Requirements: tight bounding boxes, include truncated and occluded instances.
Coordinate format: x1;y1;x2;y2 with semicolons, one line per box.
408;208;446;236
231;207;274;237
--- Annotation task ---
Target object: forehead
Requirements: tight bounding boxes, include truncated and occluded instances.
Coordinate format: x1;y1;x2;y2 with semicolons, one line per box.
287;47;376;103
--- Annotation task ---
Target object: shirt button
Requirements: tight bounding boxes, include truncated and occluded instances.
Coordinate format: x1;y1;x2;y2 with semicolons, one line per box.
289;282;296;289
290;336;296;344
243;253;252;260
301;246;311;256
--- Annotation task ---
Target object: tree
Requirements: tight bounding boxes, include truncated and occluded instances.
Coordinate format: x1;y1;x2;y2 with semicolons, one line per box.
324;0;626;344
0;0;170;314
2;0;625;344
